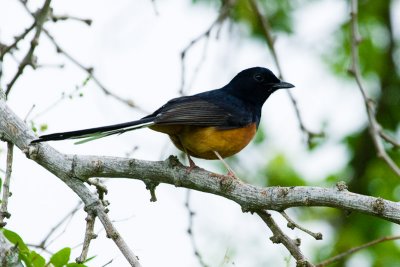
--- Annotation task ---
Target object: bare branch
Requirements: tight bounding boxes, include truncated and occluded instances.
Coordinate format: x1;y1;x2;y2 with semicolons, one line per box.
143;180;158;202
348;0;400;177
185;190;208;267
249;0;321;146
23;104;36;122
38;201;82;249
95;199;141;267
0;142;14;227
76;212;97;263
5;0;52;97
87;177;108;204
279;211;322;240
256;210;314;266
0;22;36;59
50;14;92;26
16;0;147;113
42;29;148;113
379;130;400;149
149;0;159;16
0;99;142;266
316;235;400;267
180;0;234;95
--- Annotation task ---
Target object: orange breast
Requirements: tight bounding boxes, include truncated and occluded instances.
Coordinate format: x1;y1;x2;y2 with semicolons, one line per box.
176;124;257;159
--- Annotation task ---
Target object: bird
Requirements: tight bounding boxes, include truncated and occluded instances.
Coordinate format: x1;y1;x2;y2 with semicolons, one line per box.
31;67;294;174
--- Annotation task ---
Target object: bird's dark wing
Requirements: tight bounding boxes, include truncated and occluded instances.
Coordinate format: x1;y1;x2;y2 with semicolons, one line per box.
147;96;235;126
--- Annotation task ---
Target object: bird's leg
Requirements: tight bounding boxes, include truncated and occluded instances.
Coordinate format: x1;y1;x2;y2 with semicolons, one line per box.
186;153;197;173
213;151;239;179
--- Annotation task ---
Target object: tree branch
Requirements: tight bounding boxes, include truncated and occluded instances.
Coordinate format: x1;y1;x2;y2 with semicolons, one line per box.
257;210;314;266
38;202;82;249
0;22;36;60
1;99;400;225
279;211;322;240
76;212;97;263
348;0;400;177
180;0;234;95
6;0;52;97
249;0;322;146
185;190;208;267
316;235;400;267
0;99;141;267
379;130;400;149
0;142;14;227
17;0;147;113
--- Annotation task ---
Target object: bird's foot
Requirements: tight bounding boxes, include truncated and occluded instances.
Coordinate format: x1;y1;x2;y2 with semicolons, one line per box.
227;169;239;179
213;151;241;180
186;155;197;174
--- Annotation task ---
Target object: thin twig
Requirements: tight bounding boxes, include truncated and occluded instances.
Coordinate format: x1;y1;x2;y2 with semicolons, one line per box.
249;0;321;147
43;29;147;113
185;190;209;267
31;76;88;120
95;202;142;267
379;130;400;149
17;0;147;113
101;259;114;267
6;0;52;97
149;0;159;16
50;14;92;26
256;210;314;266
24;104;36;122
279;211;322;240
26;243;53;255
185;35;211;95
180;0;234;95
316;235;400;267
0;22;37;60
76;212;97;263
348;0;400;177
87;178;108;204
0;142;14;227
38;201;82;249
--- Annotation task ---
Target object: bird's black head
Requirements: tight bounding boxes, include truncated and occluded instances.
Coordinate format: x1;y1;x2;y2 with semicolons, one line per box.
226;67;294;105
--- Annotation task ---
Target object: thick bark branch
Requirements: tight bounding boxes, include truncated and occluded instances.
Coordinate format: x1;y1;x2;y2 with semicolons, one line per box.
0;99;399;226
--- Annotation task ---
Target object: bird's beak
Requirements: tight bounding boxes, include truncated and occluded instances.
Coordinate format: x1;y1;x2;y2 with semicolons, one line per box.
271;81;295;90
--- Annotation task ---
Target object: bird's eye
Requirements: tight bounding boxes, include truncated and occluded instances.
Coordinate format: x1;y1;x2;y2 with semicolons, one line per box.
253;73;264;82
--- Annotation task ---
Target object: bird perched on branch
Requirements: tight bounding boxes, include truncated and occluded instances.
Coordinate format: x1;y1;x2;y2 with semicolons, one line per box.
31;67;294;174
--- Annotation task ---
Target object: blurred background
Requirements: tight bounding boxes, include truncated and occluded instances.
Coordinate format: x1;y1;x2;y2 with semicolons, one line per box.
0;0;400;266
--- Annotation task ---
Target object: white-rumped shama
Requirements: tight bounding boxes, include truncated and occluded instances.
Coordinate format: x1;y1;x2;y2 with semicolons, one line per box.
31;67;294;167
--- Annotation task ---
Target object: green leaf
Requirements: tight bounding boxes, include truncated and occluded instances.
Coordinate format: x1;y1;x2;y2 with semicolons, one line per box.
39;124;48;132
29;251;46;267
50;247;71;267
2;229;29;253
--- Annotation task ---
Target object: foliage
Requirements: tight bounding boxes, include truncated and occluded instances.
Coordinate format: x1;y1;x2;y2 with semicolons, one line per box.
1;229;93;267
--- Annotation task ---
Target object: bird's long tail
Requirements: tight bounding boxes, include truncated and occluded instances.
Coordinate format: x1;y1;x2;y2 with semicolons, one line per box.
31;117;155;144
